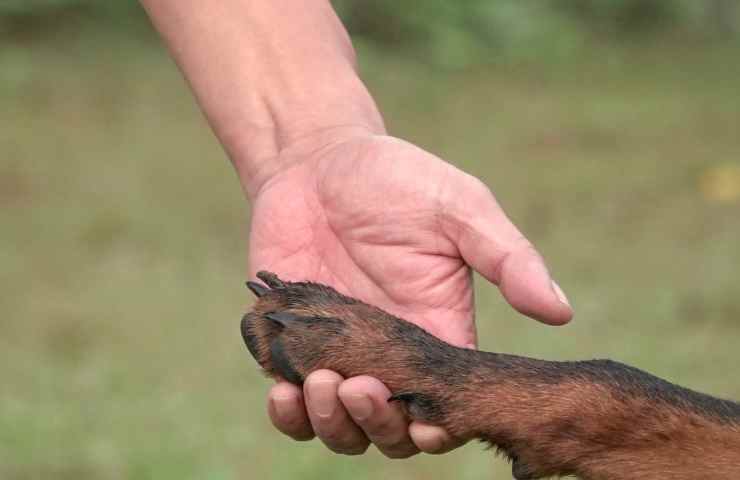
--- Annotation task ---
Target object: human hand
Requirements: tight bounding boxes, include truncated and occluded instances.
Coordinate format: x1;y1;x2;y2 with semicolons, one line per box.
140;0;570;460
247;131;573;457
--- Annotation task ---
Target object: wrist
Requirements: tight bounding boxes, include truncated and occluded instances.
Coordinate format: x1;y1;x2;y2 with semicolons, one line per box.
203;0;386;198
228;66;385;199
142;0;385;199
237;123;378;202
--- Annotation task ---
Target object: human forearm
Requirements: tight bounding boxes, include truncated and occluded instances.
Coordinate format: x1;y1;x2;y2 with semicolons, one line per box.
140;0;385;197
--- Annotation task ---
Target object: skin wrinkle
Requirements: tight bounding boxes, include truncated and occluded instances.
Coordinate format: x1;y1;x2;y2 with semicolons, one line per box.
489;237;537;287
317;208;451;311
398;262;471;310
426;161;461;260
324;244;472;344
438;206;503;285
249;193;314;271
362;258;465;312
249;126;376;200
436;175;536;287
314;201;369;297
327;211;439;249
224;122;280;196
313;171;394;302
434;161;464;253
305;142;478;345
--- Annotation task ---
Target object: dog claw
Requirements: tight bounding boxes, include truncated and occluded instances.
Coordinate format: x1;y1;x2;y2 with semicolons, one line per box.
246;281;269;298
388;391;443;422
264;311;307;329
256;271;287;289
388;392;416;403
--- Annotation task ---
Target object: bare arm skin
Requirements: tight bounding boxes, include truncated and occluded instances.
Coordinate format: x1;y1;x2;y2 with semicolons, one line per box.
140;0;573;458
139;0;383;196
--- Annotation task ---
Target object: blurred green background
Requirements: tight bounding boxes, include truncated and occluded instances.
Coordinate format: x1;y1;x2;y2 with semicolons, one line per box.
2;1;740;479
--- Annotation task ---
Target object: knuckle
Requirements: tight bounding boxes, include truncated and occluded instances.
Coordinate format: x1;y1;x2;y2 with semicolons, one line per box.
461;175;496;206
514;238;539;257
469;175;492;196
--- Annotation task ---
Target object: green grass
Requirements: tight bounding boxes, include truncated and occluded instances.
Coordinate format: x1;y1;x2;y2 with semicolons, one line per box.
1;26;739;479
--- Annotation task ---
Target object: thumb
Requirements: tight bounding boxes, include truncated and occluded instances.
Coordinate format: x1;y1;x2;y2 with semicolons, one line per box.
444;180;573;325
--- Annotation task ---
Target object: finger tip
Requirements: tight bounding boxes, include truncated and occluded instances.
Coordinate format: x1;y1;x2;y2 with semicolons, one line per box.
269;381;302;400
497;248;575;324
338;375;391;400
501;277;574;326
409;422;454;454
267;386;315;441
552;304;574;325
304;369;344;386
532;296;574;325
523;303;574;326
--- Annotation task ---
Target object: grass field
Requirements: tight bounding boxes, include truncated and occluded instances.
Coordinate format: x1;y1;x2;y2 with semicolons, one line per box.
1;25;739;479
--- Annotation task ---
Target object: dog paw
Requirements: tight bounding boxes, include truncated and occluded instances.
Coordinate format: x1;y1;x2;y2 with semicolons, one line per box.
240;271;353;382
240;271;456;425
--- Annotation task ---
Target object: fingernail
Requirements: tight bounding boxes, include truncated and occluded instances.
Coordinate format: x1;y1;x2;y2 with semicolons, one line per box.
344;394;374;422
551;280;571;307
271;394;296;422
307;382;337;419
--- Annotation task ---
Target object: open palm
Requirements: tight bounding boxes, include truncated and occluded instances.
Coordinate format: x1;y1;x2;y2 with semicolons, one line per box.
247;133;572;457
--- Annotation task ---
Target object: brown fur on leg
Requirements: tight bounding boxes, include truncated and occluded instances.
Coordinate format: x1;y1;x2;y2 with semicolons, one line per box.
240;271;740;480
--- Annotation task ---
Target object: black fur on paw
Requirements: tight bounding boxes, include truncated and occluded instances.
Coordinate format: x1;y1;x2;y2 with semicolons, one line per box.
388;391;446;423
256;271;286;290
511;456;537;480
